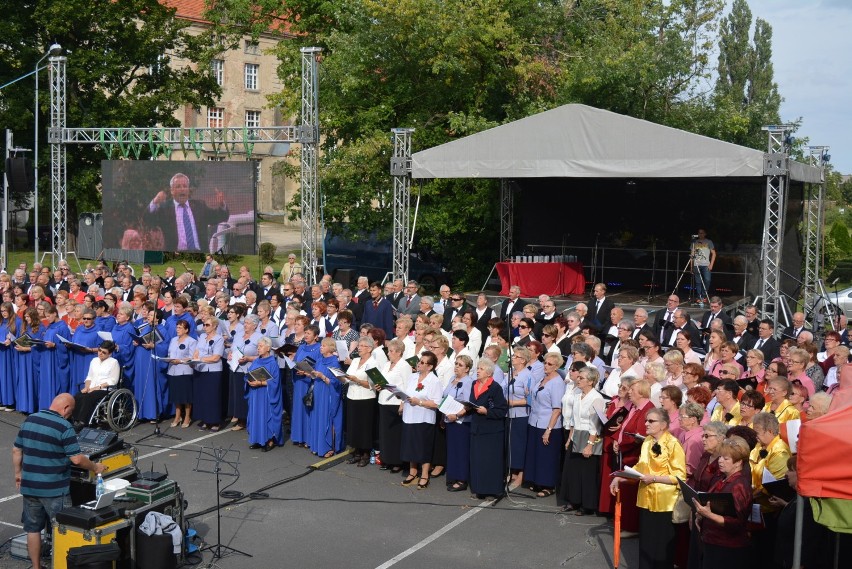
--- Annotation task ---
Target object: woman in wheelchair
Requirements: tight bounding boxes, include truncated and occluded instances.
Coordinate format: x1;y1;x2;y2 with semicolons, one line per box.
72;340;120;424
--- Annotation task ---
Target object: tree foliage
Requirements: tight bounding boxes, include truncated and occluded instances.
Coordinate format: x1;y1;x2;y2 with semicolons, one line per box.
713;0;781;149
0;0;220;218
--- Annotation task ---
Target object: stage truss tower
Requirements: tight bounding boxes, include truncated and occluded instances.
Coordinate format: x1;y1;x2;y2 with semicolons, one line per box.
802;146;829;318
390;128;414;282
760;125;795;328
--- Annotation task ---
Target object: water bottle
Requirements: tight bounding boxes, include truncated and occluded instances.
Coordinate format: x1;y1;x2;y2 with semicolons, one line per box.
95;473;105;499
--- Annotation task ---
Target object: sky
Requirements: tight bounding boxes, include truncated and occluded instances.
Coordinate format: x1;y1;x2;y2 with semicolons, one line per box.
747;0;852;174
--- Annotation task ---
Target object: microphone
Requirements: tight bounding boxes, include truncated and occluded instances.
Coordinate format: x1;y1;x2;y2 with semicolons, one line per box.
626;432;646;442
831;278;840;286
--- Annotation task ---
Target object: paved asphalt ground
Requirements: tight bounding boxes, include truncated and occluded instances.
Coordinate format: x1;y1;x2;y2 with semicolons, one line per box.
0;410;641;569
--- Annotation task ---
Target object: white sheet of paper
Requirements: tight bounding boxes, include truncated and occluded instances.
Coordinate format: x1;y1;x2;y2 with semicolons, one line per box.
227;349;241;372
335;340;350;357
762;466;778;485
785;419;801;454
97;331;113;341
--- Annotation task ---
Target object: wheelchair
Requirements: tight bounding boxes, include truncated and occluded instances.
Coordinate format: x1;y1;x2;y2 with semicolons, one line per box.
80;369;139;433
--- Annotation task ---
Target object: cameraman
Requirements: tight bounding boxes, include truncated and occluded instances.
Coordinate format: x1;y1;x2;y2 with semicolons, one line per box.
691;229;716;303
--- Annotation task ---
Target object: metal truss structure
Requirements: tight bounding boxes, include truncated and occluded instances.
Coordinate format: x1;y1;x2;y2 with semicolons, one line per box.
802;146;829;319
299;47;322;286
46;49;322;275
760;125;795;328
390;128;414;282
47;56;67;264
499;179;513;261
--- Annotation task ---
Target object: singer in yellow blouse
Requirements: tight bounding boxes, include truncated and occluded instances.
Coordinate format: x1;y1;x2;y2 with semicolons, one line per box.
611;407;687;569
749;412;791;513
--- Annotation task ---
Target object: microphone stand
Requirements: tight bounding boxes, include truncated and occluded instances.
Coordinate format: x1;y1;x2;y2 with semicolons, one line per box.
138;310;181;443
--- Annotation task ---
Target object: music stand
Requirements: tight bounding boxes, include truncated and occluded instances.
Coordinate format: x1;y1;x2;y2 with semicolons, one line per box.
194;445;251;564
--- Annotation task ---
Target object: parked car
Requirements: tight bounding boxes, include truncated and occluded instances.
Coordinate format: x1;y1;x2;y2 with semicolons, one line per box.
323;230;451;292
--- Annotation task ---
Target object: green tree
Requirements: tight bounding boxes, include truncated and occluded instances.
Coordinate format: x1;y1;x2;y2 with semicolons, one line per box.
0;0;220;220
713;0;781;149
828;220;852;257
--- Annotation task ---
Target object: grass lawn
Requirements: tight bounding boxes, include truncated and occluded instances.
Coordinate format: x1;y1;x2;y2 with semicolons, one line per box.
4;249;293;280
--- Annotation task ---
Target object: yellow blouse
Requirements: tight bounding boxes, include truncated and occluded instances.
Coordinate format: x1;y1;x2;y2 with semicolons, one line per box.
710;401;741;425
750;435;791;512
762;400;800;423
633;431;687;512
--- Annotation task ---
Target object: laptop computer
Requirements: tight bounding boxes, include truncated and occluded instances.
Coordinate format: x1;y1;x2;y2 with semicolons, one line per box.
79;490;117;511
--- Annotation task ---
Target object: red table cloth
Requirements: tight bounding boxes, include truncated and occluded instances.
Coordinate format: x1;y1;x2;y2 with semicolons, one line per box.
496;262;586;297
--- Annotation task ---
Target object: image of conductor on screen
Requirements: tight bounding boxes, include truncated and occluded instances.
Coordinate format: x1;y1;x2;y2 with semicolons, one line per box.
146;172;229;252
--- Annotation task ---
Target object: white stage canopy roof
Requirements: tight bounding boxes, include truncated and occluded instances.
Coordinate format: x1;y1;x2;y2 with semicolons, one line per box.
410;104;821;183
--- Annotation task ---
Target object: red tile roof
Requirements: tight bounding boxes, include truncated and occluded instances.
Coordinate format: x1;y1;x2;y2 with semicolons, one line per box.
160;0;292;33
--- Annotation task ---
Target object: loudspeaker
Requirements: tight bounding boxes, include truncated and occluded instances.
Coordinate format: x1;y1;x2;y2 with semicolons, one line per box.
5;157;34;196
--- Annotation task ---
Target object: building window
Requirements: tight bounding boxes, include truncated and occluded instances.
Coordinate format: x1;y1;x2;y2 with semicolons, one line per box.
207;107;224;128
244;41;260;55
211;59;223;86
244;63;258;90
207;156;225;161
245;109;261;139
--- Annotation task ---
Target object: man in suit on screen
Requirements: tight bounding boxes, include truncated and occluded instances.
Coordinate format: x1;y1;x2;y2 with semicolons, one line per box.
146;173;229;252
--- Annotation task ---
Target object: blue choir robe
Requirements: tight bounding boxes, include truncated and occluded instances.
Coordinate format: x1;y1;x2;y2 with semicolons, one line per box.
245;356;283;446
0;317;21;407
15;325;45;413
165;312;198;340
307;354;345;456
70;325;101;392
39;321;71;408
110;321;136;388
291;341;321;445
133;323;171;420
96;315;116;332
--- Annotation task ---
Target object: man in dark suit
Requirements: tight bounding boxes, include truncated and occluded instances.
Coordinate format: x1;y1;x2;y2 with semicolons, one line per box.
339;289;363;327
731;315;756;349
754;319;781;362
744;304;760;338
352;276;370;305
385;278;405;309
533;298;558;339
259;272;278;301
146;172;229;251
499;285;527;321
631;307;654;341
472;292;494;341
653;294;680;338
217;265;237;293
363;281;394;337
664;309;702;348
781;311;806;341
700;296;733;339
587;282;615;336
442;292;471;331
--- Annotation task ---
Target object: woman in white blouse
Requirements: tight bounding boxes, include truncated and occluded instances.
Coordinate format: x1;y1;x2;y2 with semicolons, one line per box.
377;339;411;474
461;311;482;358
342;337;379;467
559;366;605;515
399;351;443;490
72;340;121;424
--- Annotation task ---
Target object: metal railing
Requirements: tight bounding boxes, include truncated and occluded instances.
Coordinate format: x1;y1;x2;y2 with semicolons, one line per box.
518;243;749;299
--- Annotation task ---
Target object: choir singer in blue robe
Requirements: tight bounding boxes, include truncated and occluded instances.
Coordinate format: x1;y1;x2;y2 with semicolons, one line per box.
245;337;283;452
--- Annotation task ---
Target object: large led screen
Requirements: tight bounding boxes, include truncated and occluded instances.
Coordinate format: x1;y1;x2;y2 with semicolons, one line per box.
101;160;256;255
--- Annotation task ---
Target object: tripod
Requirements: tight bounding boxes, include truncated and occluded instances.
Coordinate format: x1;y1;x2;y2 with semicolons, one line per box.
137;313;181;444
671;251;709;307
195;446;251;564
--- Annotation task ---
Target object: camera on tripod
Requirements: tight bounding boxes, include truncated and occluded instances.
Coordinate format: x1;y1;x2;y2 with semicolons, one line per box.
691;234;699;240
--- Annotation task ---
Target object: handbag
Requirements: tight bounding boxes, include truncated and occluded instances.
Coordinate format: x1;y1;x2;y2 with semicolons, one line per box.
303;381;315;410
671;492;691;524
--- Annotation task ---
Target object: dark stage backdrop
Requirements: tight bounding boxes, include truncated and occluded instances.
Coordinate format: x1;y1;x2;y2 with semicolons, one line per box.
512;177;804;297
101;160;256;254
